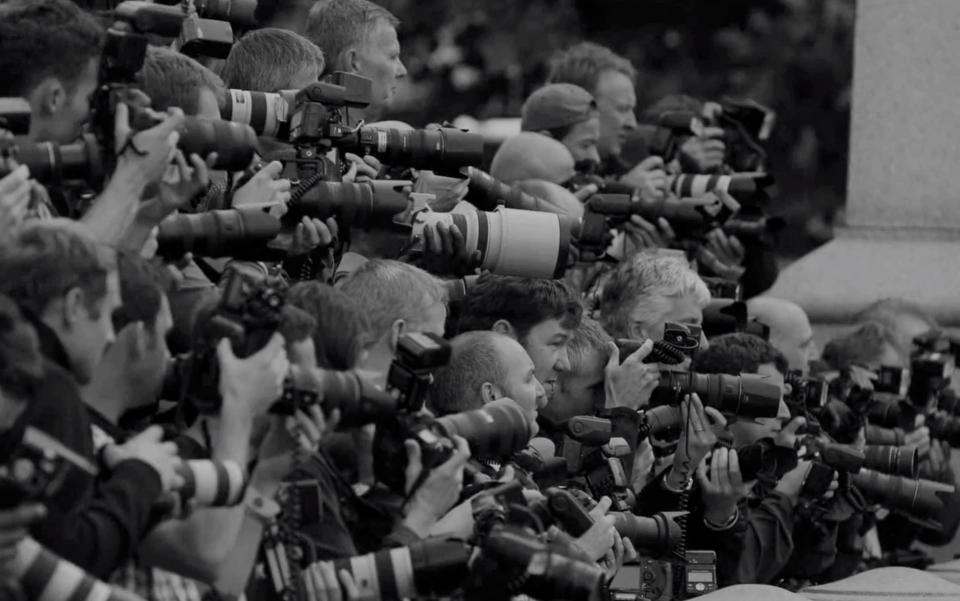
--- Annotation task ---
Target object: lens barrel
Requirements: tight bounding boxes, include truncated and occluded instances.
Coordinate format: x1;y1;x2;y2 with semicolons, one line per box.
1;135;103;185
286;180;408;230
656;371;782;418
156;209;283;261
611;511;685;558
863;445;919;478
436;398;533;462
175;460;246;506
320;370;399;428
10;538;130;601
851;469;955;520
864;424;906;446
344;127;484;176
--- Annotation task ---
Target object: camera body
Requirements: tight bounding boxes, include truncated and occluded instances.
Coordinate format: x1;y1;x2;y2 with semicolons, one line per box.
785;370;829;411
387;332;452;412
0;426;98;510
185;267;286;414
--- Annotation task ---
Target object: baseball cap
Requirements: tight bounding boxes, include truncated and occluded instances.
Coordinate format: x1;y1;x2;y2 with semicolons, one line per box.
521;83;598;133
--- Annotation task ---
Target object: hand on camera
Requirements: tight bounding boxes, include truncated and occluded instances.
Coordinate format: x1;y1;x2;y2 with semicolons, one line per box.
621;156;668;201
414;220;482;277
904;423;931;458
0;504;46;567
604;340;659;410
775;458;813;503
680;127;726;173
574;496;617;561
113;103;184;186
137;152;217;226
217;333;289;419
232;160;291;216
622;215;677;255
698;447;751;526
402;435;471;537
775;416;807;449
600;528;636;583
0;164;32;233
304;561;361;601
103;425;184;493
666;394;725;490
631;439;656;494
342;152;381;183
698;225;746;280
270;215;339;257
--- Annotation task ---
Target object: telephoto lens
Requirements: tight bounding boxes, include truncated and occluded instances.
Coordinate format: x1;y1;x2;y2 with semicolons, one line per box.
0;135;104;186
864;424;906;446
804;439;866;473
866;399;917;430
155;209;284;261
481;527;605;601
851;470;955;521
310;369;399;428
655;371;783;418
863;445;919;478
222;89;294;138
325;537;470;601
735;438;782;481
461;166;556;213
340;126;485;177
638;405;683;439
412;207;576;279
9;538;140;601
611;511;686;558
131;110;259;171
175;460;246;506
669;173;760;198
285;180;410;230
436;398;534;462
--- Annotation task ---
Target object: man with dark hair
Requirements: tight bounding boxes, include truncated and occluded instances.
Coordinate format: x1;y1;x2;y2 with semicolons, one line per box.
457;275;583;403
136;46;225;120
287;281;371;370
0;293;43;428
428;331;546;431
222;28;325;93
305;0;406;120
521;83;601;166
0;221;183;577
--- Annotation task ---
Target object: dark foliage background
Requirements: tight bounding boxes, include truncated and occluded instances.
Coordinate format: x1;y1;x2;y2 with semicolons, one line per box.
381;0;855;257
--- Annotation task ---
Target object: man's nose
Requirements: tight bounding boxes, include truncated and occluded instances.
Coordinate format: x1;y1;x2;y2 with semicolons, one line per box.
535;379;548;409
555;348;571;373
396;59;408;79
624;111;638;130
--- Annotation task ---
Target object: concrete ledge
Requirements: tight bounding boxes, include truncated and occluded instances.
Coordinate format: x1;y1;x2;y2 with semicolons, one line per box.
802;566;960;600
768;230;960;326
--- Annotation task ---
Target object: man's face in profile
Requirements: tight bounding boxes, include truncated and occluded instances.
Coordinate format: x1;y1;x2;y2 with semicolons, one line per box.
354;18;407;117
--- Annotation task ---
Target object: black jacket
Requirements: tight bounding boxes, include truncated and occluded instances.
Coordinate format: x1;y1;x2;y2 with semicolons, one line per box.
24;319;163;579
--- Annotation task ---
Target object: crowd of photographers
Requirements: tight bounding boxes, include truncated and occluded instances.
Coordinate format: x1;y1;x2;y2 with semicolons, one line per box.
0;1;958;600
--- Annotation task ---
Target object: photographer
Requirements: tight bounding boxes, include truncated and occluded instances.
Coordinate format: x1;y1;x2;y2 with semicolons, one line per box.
521;83;602;167
456;275;582;408
222;28;325;96
0;0;186;246
0;220;182;577
748;296;819;375
684;333;841;586
596;250;710;348
427;331;546;430
305;0;407;123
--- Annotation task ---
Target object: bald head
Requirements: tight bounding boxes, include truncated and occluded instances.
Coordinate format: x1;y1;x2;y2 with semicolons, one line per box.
515;179;584;219
747;296;817;374
490;132;575;185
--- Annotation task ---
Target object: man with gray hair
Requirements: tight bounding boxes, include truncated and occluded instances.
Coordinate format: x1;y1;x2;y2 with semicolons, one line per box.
596;250;711;347
427;331;546;436
305;0;407;120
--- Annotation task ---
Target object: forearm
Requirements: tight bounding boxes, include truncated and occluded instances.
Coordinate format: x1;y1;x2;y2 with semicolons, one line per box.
81;165;147;246
117;214;156;254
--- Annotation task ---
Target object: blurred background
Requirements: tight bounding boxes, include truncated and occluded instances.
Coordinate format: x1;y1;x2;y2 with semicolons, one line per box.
379;0;856;260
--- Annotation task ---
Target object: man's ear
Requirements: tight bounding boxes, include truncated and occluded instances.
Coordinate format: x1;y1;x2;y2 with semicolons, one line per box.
537;129;553;139
492;319;516;339
29;77;66;118
388;318;406;353
480;382;500;404
783;382;794;398
61;287;87;328
342;47;361;74
628;322;648;341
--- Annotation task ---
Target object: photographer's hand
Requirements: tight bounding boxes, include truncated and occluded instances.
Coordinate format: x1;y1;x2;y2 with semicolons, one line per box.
775;459;813;503
698;447;751;526
402;435;470;538
698;223;746;280
666;394;723;490
412;220;482;277
305;561;361;601
679;127;726;173
232;160;291;213
904;422;931;458
621;156;668;201
342;152;380;183
0;504;45;567
269;215;339;257
575;496;617;561
604;340;660;410
102;425;185;493
775;417;807;449
622;215;677;255
217;333;289;420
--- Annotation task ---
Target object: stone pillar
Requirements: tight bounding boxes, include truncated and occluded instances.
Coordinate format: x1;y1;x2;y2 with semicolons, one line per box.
769;0;960;326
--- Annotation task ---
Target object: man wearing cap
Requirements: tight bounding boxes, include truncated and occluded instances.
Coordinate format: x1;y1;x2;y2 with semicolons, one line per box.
521;83;601;167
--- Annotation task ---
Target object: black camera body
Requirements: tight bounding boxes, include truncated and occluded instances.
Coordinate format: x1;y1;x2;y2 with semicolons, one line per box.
785;370;829;411
387;332;451;413
185;267;286;414
0;98;31;136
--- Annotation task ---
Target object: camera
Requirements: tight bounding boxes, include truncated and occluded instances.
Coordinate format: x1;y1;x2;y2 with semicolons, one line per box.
851;470;955;525
612;511;686;559
182;267;286;414
325;537;470;601
652;370;783;419
222;88;296;139
864;424;906;446
174;459;246;507
785;370;829;411
668;173;770;199
0;97;31;135
715;98;776;172
155;209;285;262
152;0;260;30
0;134;105;187
0;425;98;510
374;399;534;494
701;299;770;340
908;351;955;406
411;206;577;279
8;538;128;601
863;445;919;478
270;369;399;428
386;332;451;412
874;365;909;397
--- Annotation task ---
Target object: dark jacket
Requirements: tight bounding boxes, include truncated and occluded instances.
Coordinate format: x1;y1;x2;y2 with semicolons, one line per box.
24;319;163;579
